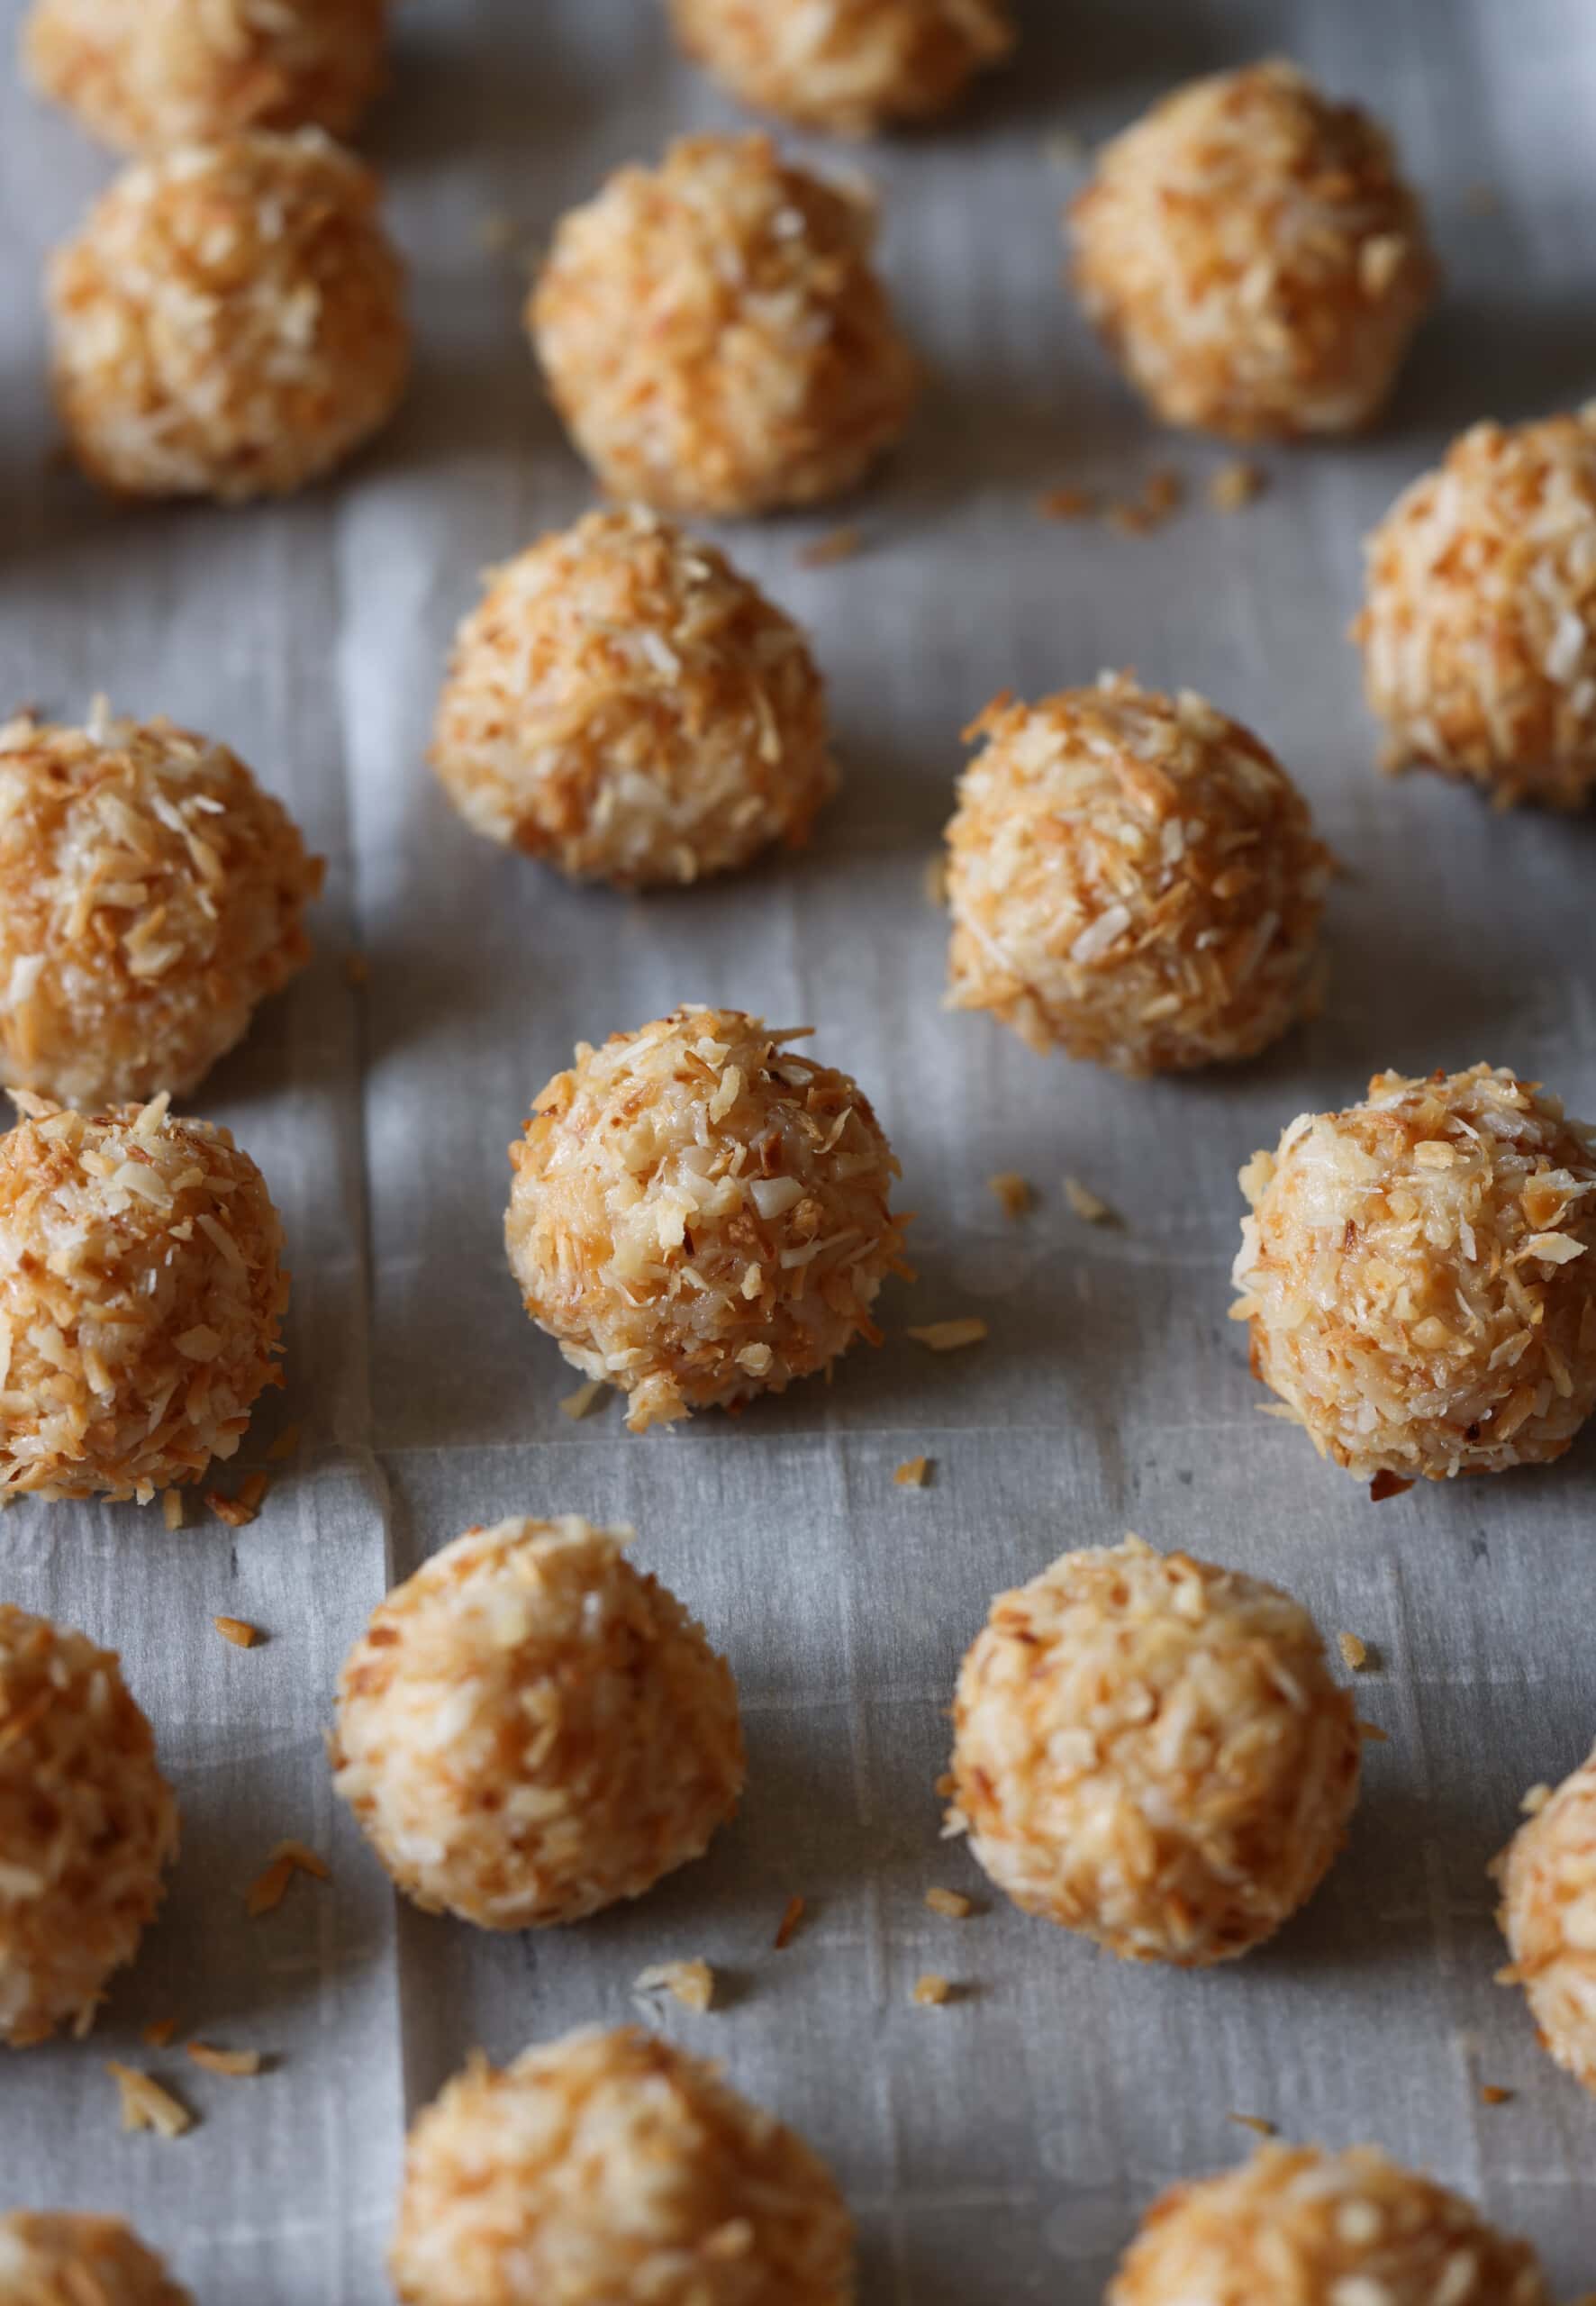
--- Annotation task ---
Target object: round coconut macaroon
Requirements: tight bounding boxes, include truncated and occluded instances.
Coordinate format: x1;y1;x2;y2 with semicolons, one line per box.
1109;2141;1549;2306
49;130;409;503
0;1094;288;1503
391;2026;855;2306
1492;1743;1596;2094
0;706;323;1108
1233;1063;1596;1489
1069;59;1437;440
945;674;1332;1074
23;0;387;155
946;1535;1360;1966
1356;409;1596;808
0;1607;178;2047
0;2215;191;2306
506;1006;908;1432
668;0;1014;138
529;133;919;518
431;507;836;887
331;1518;744;1929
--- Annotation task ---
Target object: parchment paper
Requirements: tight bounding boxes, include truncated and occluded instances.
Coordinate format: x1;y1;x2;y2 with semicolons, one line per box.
2;1;1594;2296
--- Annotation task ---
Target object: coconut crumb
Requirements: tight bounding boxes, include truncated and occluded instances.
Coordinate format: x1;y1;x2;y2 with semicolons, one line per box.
796;526;863;569
922;854;948;909
186;2041;263;2077
246;1838;328;1917
1337;1631;1368;1671
924;1887;973;1920
161;1490;185;1531
988;1172;1034;1221
206;1472;268;1528
1038;485;1094;522
1210;459;1266;512
266;1421;302;1462
1478;2083;1514;2106
558;1379;605;1422
1521;1784;1553;1816
635;1958;715;2012
911;1972;952;2006
1063;1176;1116;1225
213;1615;260;1649
893;1456;930;1489
1357;1720;1389;1745
1228;2111;1277;2137
774;1893;806;1950
907;1319;987;1352
106;2062;193;2138
142;2017;177;2048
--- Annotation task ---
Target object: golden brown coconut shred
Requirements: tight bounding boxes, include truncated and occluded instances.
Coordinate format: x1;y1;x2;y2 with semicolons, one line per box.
0;1094;288;1503
668;0;1013;138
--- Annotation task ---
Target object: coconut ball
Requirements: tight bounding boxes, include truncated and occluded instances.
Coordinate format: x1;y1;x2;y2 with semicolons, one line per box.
49;130;409;502
431;508;836;887
945;675;1331;1074
23;0;386;154
947;1536;1359;1966
1234;1064;1596;1486
529;133;919;518
331;1518;744;1929
1357;411;1596;808
0;1094;287;1502
391;2027;855;2306
507;1007;905;1431
1069;59;1436;440
0;707;323;1108
0;1607;179;2047
1493;1744;1596;2094
0;2216;191;2306
1109;2142;1549;2306
668;0;1014;137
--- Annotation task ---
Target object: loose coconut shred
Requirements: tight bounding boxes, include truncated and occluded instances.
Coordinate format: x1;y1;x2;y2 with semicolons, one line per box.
0;706;323;1108
529;133;918;518
948;1536;1360;1966
945;674;1331;1074
0;1607;178;2048
1069;59;1436;440
1492;1741;1596;2096
331;1518;745;1929
1357;408;1596;807
431;508;837;887
0;1094;288;1502
1108;2141;1549;2306
0;2212;193;2306
1233;1064;1596;1483
49;129;410;502
390;2026;856;2306
668;0;1014;138
23;0;387;154
506;1007;909;1431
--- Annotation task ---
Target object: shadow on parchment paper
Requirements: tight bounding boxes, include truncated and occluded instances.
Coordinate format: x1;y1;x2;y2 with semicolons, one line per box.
368;12;607;181
1380;293;1596;448
353;311;568;494
979;0;1238;132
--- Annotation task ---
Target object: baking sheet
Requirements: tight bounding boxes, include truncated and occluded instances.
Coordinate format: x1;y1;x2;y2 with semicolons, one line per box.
3;0;1595;2295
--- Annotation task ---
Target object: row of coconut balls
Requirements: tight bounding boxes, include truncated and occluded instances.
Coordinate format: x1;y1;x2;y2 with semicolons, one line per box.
1;1516;1590;2301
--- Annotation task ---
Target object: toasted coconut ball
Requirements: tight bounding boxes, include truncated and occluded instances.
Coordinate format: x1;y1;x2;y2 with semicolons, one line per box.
506;1006;907;1432
431;508;836;887
391;2027;855;2306
0;2216;190;2306
49;130;409;502
331;1518;744;1929
668;0;1014;137
1110;2142;1549;2306
945;675;1331;1074
0;708;322;1108
529;134;918;518
1234;1064;1596;1485
0;1609;179;2047
1069;59;1436;439
947;1536;1359;1966
0;1094;287;1502
1357;411;1596;808
23;0;386;155
1493;1744;1596;2093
